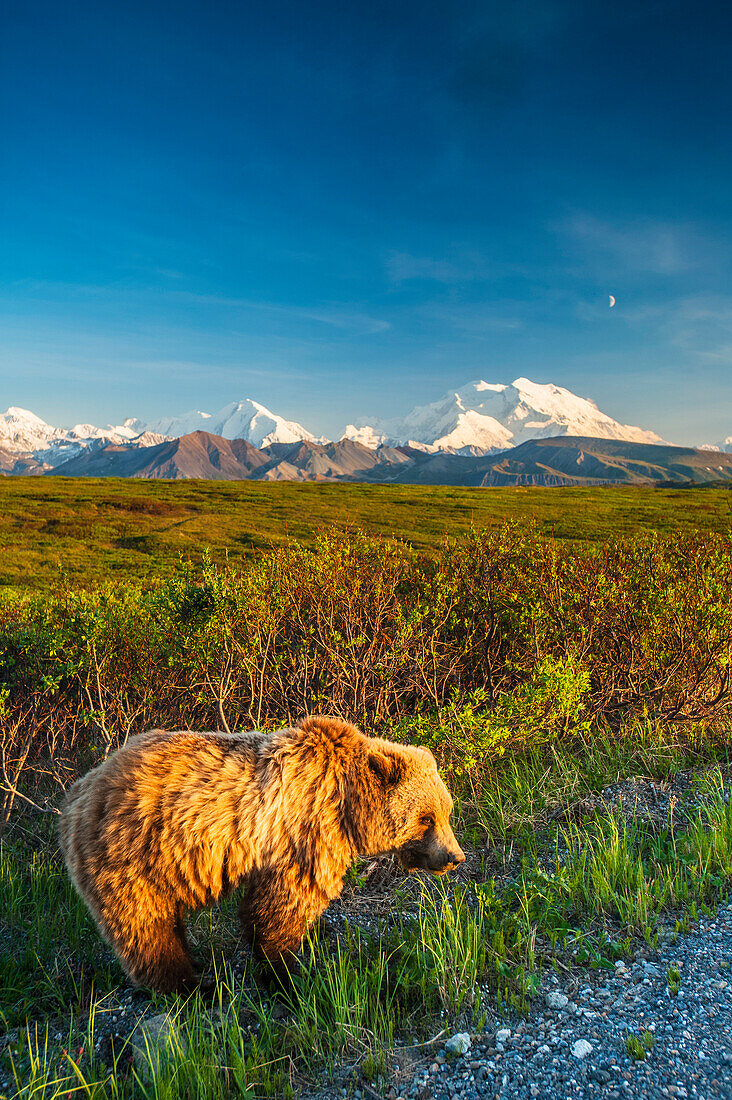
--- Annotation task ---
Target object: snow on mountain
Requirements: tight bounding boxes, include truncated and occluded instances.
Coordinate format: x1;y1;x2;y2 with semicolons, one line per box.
0;407;161;467
141;398;319;448
342;423;388;449
2;377;668;467
0;396;317;464
0;407;59;451
699;437;732;454
343;378;666;453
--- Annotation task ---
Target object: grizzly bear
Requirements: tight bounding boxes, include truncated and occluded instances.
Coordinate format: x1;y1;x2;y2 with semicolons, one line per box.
58;715;464;993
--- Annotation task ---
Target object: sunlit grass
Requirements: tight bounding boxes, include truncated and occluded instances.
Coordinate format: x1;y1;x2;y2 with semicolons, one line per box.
2;478;730;592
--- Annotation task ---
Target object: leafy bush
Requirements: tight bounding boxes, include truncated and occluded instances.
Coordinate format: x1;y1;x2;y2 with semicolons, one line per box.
2;526;732;798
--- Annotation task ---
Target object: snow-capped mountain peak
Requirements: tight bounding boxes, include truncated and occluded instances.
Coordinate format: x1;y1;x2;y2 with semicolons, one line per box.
699;436;732;454
0;406;159;467
342;377;665;453
0;406;54;447
143;397;318;448
1;376;672;468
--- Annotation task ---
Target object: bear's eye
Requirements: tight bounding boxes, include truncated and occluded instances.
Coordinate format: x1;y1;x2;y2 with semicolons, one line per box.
420;814;435;829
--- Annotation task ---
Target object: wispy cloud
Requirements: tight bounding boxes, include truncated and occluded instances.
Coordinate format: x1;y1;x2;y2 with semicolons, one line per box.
620;294;732;363
3;280;391;337
385;249;492;285
557;214;701;276
172;292;392;336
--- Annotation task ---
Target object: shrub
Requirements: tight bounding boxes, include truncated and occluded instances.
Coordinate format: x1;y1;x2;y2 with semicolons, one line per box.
1;526;731;799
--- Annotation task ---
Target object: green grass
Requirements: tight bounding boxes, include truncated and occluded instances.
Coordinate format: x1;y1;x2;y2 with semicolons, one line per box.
2;478;731;590
3;484;732;1094
624;1029;656;1061
666;963;681;995
0;838;122;1027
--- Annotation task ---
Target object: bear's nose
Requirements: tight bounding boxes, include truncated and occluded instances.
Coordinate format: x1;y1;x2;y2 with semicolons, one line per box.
450;850;466;866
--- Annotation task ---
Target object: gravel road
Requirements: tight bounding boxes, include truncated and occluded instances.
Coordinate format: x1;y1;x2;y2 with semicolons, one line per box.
390;902;732;1100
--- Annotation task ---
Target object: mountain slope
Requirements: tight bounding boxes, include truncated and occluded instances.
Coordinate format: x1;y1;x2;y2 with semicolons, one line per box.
50;432;270;480
343;378;665;453
0;406;155;466
50;433;413;482
0;444;49;476
45;431;732;487
256;439;414;481
478;437;732;486
139;398;318;448
3;376;680;464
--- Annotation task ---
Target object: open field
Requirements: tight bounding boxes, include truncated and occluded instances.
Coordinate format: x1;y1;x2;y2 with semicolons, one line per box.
1;477;731;590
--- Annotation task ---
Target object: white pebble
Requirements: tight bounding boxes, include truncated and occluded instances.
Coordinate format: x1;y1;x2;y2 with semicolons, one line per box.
573;1039;593;1060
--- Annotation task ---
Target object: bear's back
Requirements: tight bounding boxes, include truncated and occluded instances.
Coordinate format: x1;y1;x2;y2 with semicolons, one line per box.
58;729;269;881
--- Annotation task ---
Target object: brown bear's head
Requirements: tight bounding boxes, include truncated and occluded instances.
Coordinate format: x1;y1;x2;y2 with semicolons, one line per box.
364;740;465;876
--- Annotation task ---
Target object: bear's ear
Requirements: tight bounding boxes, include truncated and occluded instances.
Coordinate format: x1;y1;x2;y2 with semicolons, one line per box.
367;748;403;786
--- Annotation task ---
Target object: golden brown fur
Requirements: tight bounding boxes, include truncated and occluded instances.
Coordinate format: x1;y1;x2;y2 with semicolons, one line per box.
58;715;464;993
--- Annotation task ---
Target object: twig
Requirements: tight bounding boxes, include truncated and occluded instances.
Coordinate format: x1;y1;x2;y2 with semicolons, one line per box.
204;667;233;734
402;1028;448;1049
362;1086;386;1100
0;785;60;815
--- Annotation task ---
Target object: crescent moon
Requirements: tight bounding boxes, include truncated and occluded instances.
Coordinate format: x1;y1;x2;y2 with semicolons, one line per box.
609;295;616;308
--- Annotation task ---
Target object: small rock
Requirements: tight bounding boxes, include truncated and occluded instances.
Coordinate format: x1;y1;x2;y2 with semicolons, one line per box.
545;992;569;1009
643;962;662;978
496;1029;511;1042
445;1033;471;1056
573;1039;593;1060
131;1013;178;1078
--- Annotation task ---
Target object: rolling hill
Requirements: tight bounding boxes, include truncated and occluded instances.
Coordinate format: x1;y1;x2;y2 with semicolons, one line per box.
44;432;732;487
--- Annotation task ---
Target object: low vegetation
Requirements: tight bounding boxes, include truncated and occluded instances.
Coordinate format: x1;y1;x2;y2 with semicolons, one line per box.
1;478;731;590
624;1029;656;1061
2;518;732;1096
3;525;732;768
2;752;731;1097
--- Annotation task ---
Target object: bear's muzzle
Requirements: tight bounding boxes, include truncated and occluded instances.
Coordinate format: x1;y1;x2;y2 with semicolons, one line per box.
396;837;466;876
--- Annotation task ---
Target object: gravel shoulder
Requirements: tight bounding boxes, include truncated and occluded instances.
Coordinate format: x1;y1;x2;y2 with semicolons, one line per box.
396;902;732;1100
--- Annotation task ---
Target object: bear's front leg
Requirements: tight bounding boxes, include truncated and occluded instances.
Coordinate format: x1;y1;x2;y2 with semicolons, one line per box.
238;868;327;981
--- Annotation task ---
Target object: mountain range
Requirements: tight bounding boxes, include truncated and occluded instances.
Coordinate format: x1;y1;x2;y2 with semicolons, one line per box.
343;378;667;452
10;431;731;487
0;377;671;467
1;377;730;486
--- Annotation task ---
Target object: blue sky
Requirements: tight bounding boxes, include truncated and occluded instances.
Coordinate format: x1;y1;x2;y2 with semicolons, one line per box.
1;0;731;443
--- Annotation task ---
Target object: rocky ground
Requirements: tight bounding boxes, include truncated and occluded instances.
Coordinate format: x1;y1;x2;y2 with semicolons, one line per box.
58;900;731;1100
384;903;732;1100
